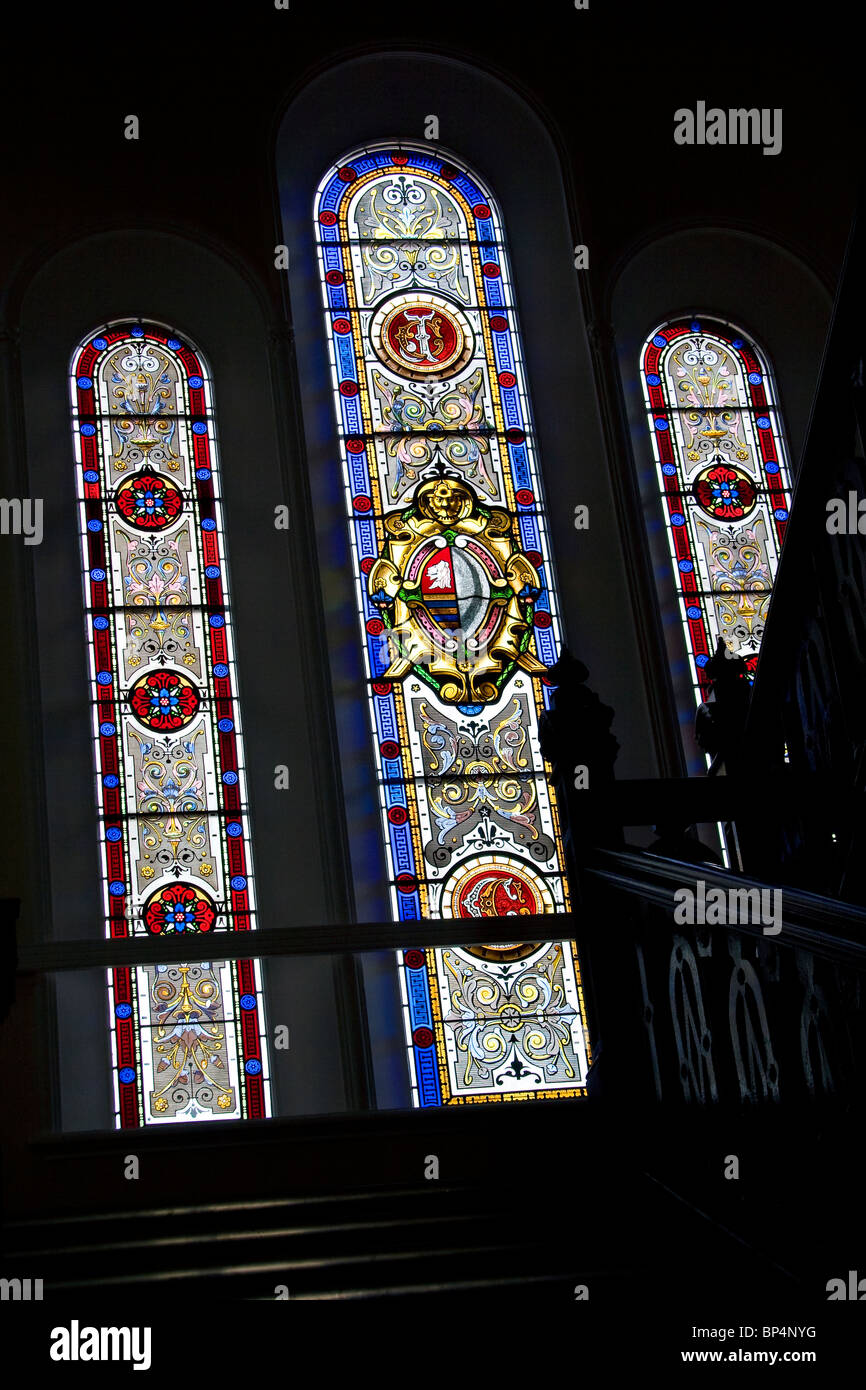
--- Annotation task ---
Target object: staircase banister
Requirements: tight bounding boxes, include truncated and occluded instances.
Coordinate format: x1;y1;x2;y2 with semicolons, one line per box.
582;846;866;967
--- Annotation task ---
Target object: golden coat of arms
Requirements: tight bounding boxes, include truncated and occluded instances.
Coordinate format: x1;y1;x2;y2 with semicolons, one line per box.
368;478;546;704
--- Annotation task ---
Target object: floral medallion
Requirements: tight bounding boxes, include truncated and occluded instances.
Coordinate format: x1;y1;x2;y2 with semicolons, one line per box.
129;668;200;731
143;883;216;935
115;469;184;530
693;463;757;520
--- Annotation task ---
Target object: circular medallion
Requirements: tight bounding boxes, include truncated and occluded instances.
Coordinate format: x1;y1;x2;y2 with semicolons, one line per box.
693;463;757;520
441;856;553;961
371;294;473;380
144;883;216;935
114;470;184;530
454;865;540;918
129;669;200;731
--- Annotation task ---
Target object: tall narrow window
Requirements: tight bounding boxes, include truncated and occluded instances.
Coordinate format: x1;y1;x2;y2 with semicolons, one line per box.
70;322;271;1127
641;317;793;711
314;145;591;1106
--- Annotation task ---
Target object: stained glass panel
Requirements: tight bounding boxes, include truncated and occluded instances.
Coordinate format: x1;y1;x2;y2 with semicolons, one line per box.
314;146;591;1105
641;319;793;708
70;322;272;1126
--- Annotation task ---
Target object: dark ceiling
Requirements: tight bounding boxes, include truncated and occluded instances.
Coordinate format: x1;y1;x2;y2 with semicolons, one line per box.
2;4;863;315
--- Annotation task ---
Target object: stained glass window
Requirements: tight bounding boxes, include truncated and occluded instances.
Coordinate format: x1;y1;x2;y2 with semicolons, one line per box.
314;145;591;1106
641;318;793;709
70;322;272;1127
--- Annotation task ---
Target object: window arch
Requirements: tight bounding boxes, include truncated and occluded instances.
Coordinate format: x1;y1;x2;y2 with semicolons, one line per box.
640;316;793;712
70;321;271;1126
314;144;590;1106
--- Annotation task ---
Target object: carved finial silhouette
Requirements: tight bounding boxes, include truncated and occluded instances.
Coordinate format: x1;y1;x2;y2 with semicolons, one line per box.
538;648;622;852
646;819;724;866
695;637;752;774
538;647;619;779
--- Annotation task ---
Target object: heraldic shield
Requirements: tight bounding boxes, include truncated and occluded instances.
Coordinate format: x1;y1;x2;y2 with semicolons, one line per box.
367;477;547;704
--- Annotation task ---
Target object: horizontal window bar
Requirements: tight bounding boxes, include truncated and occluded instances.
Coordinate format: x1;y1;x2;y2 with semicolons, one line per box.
81;603;234;615
16;913;584;972
373;772;551;788
644;406;783;418
322;297;522;315
71;413;216;423
95;806;250;823
337;429;536;440
345;507;550;524
671;587;779;598
317;237;506;249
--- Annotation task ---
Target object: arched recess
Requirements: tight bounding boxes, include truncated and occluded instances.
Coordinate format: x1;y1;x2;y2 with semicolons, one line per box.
10;230;355;1128
611;228;833;775
276;52;661;1106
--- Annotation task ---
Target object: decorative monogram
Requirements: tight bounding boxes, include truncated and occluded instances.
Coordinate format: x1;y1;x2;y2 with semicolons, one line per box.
371;295;474;380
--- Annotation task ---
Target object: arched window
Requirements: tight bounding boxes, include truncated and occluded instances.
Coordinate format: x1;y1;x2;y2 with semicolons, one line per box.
640;317;793;714
314;144;591;1106
70;322;271;1127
